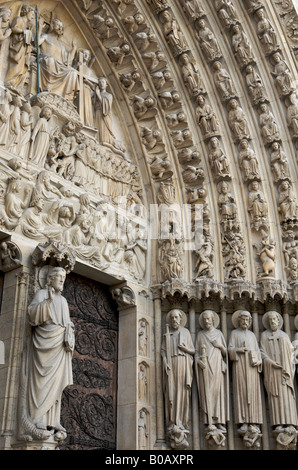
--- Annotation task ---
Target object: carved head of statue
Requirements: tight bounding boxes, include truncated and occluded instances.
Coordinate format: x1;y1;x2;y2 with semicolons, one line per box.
50;18;64;37
46;267;66;293
0;7;11;22
237;310;252;331
20;4;34;21
262;310;283;332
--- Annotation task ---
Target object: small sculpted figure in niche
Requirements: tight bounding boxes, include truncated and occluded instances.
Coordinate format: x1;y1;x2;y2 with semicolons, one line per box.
161;309;195;449
179;53;205;98
270;142;290;182
231;24;254;68
248;181;268;227
0;240;21;270
107;43;130;67
32;170;63;202
141;126;163;151
159;90;181;109
138;363;148;401
55;121;79;180
120;70;141;93
75;49;97;128
159;236;184;280
255;233;276;278
0;7;12;82
195;95;220;139
193;233;214;279
278;180;298;224
142;50;165;72
19;101;33;159
223;231;246;279
39;19;79;103
217;180;238;231
131;94;156;120
138;410;148;450
227;99;250;142
149;153;172;180
166;111;186;128
0;177;31;230
125;225;147;281
138;319;148;357
89;14;115;41
215;0;238;29
0;87;13;146
238;139;259;181
246;0;263;14
286;92;298;139
244;65;267;105
19;267;74;442
271;52;295;97
260;311;298;440
195;18;222;62
195;310;229;446
29;106;58;168
20;195;47;240
212;61;237;101
123;13;145;35
181;0;205;20
95;77;117;148
159;9;188;57
208;137;230;178
228;311;263;448
255;8;279;55
258;103;280;145
5;4;34;91
182;164;204;184
147;0;169;14
7;94;23;154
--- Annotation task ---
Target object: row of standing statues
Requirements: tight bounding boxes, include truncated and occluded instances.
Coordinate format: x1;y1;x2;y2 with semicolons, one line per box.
162;308;298;450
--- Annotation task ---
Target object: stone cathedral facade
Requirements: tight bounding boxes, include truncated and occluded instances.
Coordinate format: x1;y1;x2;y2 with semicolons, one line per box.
0;0;297;451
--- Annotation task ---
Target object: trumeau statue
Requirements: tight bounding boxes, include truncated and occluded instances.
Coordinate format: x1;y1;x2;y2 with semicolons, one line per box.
195;310;229;448
260;311;298;448
228;311;263;449
18;267;74;444
161;309;195;449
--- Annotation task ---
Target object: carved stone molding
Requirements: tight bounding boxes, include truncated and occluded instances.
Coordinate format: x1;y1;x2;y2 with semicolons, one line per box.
31;240;76;273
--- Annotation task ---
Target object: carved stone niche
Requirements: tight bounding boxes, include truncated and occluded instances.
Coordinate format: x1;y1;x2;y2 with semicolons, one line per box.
32;239;77;274
0;238;22;272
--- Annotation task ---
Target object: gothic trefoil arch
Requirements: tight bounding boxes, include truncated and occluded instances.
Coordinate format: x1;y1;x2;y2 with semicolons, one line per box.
0;0;297;451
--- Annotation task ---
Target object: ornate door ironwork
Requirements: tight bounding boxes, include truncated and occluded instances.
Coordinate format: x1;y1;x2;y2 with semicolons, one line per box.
60;273;119;450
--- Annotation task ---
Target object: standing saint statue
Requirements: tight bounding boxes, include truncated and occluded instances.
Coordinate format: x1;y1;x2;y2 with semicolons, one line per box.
228;310;263;448
260;311;298;438
161;308;195;449
95;77;116;147
18;267;75;443
39;19;79;102
195;310;229;446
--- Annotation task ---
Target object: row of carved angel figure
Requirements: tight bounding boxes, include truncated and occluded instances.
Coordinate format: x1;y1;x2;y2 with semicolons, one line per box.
159;307;298;450
0;172;147;281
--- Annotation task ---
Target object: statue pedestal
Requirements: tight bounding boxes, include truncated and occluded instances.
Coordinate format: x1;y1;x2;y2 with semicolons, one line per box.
12;435;60;450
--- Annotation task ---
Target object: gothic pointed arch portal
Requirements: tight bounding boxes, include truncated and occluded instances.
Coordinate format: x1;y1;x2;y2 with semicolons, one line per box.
0;0;297;452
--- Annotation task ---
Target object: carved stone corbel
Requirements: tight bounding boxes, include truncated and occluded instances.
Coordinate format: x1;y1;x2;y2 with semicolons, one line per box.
31;240;76;274
0;239;22;272
111;285;136;309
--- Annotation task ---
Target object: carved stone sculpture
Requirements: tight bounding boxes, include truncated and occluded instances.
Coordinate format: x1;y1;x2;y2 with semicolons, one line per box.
28;106;57;167
196;95;220;139
18;267;75;444
238;139;259;181
260;311;298;445
255;8;279;55
195;310;229;447
248;180;268;229
228;310;263;448
5;4;34;91
195;18;222;62
0;7;12;83
212;61;237;101
244;65;267;105
0;176;31;230
271;52;295;97
254;233;276;278
278;181;298;225
179;53;205;98
161;309;195;449
270;142;290;182
95;77;116;148
231;24;254;68
193;233;214;279
258;103;280;145
0;240;22;271
215;0;238;29
286;92;298;139
159;10;188;57
181;0;205;20
208;137;230;178
228;99;250;143
138;409;149;450
217;180;238;231
39;19;79;102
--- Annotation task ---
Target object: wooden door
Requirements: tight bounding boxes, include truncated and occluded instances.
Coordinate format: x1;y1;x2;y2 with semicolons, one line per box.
60;273;119;450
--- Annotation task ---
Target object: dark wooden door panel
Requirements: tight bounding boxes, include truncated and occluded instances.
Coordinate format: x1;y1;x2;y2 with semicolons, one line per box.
60;273;118;450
